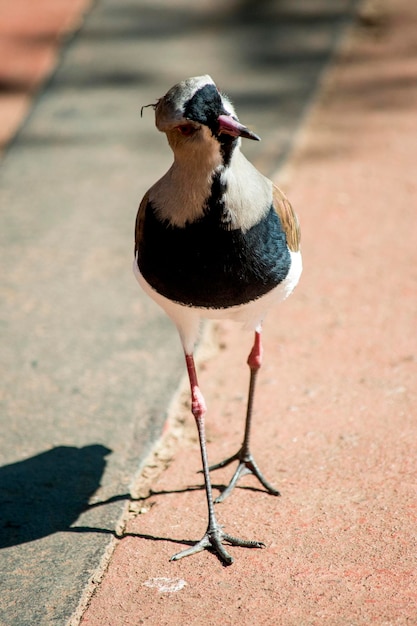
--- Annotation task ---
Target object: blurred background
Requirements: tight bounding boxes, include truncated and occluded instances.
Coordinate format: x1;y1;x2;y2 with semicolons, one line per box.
0;1;366;624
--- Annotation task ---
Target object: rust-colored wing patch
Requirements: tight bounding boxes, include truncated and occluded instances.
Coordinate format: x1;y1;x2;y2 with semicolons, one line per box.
134;190;150;256
272;184;301;252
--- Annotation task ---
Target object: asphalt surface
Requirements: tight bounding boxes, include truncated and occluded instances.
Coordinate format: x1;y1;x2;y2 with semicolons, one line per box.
0;1;361;624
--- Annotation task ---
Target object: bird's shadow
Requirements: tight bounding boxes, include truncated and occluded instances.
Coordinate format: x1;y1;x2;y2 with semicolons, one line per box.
0;444;111;549
65;485;210;555
0;445;268;560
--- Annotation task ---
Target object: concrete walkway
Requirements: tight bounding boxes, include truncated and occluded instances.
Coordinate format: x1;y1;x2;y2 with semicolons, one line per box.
1;0;416;625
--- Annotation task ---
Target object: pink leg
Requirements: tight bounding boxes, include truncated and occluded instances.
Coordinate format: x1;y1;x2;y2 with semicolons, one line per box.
170;352;264;564
208;328;280;503
185;354;207;419
247;329;263;371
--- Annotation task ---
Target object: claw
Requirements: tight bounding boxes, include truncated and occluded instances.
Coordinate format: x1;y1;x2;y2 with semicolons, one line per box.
170;524;265;564
209;450;280;503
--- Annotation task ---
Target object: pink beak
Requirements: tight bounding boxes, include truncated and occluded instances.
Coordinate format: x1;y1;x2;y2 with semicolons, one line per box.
217;114;260;141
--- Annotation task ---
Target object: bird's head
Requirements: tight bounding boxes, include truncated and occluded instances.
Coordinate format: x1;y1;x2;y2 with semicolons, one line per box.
150;75;260;162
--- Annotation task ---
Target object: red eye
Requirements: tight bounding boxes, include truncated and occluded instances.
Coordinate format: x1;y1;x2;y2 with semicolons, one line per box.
178;123;197;136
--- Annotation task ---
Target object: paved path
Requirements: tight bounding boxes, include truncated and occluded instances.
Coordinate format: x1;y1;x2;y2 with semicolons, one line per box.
79;1;417;625
0;1;363;624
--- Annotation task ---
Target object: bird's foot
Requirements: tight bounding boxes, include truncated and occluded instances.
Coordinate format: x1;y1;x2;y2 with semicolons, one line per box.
170;523;264;564
208;450;280;503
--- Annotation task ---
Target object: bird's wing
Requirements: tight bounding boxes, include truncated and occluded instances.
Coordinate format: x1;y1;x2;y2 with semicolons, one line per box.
272;184;301;252
134;190;150;255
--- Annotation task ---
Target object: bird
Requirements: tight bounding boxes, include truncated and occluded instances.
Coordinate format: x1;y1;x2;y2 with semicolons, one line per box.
134;75;302;564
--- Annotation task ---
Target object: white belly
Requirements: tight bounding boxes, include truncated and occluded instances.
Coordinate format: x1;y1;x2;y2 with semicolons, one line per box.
133;250;302;354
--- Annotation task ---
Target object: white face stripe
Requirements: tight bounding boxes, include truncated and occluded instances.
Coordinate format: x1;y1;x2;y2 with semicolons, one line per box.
218;92;236;118
175;75;216;110
156;75;215;131
155;75;239;132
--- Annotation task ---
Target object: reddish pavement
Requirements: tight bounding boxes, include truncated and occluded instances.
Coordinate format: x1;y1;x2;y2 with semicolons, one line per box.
1;1;416;625
77;2;416;625
0;0;91;151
